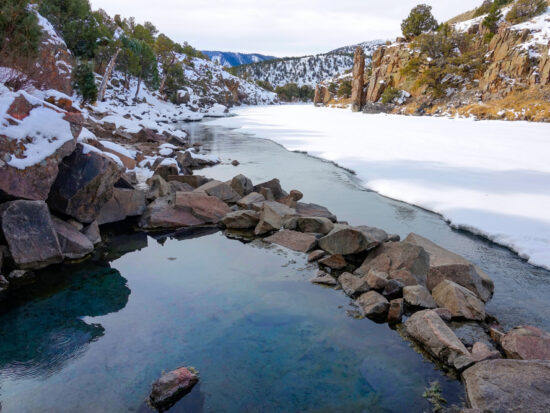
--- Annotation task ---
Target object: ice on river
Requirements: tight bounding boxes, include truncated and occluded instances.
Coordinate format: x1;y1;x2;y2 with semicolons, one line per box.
210;104;550;270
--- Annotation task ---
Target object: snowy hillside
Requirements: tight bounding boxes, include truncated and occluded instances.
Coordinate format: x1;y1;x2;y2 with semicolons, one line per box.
329;40;387;55
233;41;384;87
202;51;277;67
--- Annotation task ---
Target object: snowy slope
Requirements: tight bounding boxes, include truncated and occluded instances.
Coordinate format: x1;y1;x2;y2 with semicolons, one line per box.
202;51;277;67
210;105;550;271
329;40;387;55
234;40;385;87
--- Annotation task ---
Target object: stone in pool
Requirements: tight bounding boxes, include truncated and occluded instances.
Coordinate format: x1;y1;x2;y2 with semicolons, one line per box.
149;366;199;411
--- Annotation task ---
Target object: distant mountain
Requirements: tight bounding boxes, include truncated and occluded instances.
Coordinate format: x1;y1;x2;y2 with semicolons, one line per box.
232;40;387;88
202;51;277;67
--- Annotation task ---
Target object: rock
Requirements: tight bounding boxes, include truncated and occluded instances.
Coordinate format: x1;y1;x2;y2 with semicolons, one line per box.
259;187;275;201
236;192;265;209
355;241;429;286
319;254;347;270
231;159;239;166
149;366;199;411
139;195;205;229
450;322;493;348
254;201;297;235
154;163;179;180
195;180;241;203
137;127;165;143
382;279;404;300
403;285;437;309
0;274;8;297
387;298;404;324
404;233;494;302
310;271;337;286
147;175;172;201
264;230;318;253
432;280;485;321
489;326;506;346
167;175;210;189
339;272;370;297
0;200;63;269
230;174;253;197
97;188;146;225
169;181;194;193
462;360;550;413
278;190;303;208
351;46;365;112
295;202;337;222
501;326;550;360
471;342;501;362
318;224;387;255
404;310;473;370
221;210;259;229
48;144;122;224
307;250;326;263
356;291;389;321
175;192;232;224
433;308;453;322
52;216;94;259
366;270;389;290
253;178;286;200
7;94;36;120
313;84;332;105
294;217;334;235
7;269;36;287
82;221;101;245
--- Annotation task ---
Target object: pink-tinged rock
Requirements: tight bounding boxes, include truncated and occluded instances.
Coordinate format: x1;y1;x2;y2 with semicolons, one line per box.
501;326;550;360
319;254;347;270
7;94;36;120
149;366;199;410
295;202;337;222
254;201;297;235
264;230;318;252
221;210;259;229
0;200;63;269
387;298;404;324
307;250;326;262
471;342;501;362
356;291;389;321
97;188;146;225
194;180;240;203
310;271;337;286
175;191;231;224
139;196;205;229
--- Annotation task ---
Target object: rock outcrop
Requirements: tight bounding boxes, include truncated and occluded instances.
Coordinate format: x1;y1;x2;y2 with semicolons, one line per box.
351;46;365;112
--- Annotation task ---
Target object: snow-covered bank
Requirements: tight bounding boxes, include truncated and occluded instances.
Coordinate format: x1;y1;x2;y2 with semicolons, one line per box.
209;105;550;270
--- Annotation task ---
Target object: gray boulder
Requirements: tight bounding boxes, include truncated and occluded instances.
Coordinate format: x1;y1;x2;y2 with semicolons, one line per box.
230;174;253;197
403;285;437;309
295;202;337;222
404;233;494;302
462;360;550;413
339;272;370;297
318;224;388;256
404;309;473;370
236;192;265;209
97;188;146;225
194;180;241;203
356;291;389;320
432;280;485;321
0;200;62;269
253;178;286;200
254;201;297;235
221;210;259;229
52;216;94;259
82;221;101;245
366;270;389;290
47;144;122;224
293;216;334;235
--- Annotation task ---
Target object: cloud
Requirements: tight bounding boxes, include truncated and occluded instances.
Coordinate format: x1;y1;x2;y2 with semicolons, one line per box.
89;0;484;56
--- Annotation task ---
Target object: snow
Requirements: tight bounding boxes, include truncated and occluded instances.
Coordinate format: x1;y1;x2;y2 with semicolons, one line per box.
205;104;228;117
210;104;550;270
81;143;124;167
99;140;136;159
513;6;550;50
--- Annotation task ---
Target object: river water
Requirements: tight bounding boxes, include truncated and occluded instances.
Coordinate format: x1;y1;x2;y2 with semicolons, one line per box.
0;121;549;412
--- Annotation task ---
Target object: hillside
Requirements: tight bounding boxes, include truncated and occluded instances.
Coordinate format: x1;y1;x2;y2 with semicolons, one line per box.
202;51;277;67
233;40;386;88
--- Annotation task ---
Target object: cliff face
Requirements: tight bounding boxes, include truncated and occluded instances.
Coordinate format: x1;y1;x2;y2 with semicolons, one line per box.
335;9;550;121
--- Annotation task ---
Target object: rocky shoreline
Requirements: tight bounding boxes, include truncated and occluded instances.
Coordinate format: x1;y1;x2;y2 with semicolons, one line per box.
1;94;550;412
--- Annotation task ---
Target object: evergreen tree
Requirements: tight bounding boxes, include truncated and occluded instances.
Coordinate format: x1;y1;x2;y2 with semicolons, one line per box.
0;0;41;61
401;4;438;39
72;62;98;102
483;2;503;36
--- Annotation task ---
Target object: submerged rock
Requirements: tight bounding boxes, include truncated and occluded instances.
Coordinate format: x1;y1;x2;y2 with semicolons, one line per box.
149;366;199;411
501;325;550;360
0;200;63;269
462;360;550;413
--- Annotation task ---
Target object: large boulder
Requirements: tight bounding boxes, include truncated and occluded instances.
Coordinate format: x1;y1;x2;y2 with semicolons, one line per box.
295;202;337;222
292;217;334;235
48;144;122;224
404;309;473;370
0;200;62;269
462;360;550;413
501;326;550;360
221;210;259;229
149;366;199;411
355;241;429;286
264;230;318;253
230;174;253;197
175;192;231;224
318;225;388;256
52;216;94;259
403;285;437;309
254;201;297;235
432;280;485;321
404;233;494;302
195;180;241;203
139;195;204;229
97;188;146;225
356;291;389;320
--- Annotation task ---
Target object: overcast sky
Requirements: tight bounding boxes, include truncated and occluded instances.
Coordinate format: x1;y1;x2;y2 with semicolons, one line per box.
90;0;482;56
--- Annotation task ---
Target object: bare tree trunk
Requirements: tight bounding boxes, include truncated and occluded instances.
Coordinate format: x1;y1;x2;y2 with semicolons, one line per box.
98;48;121;102
135;74;142;99
159;73;168;95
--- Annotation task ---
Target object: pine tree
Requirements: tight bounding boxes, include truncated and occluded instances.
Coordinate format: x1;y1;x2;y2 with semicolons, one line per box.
72;63;98;103
401;4;438;39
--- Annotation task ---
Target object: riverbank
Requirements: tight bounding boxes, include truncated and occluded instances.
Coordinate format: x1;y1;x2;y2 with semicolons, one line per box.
209;104;550;271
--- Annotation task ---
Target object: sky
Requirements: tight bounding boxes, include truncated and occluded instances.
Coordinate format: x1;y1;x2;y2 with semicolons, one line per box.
89;0;483;57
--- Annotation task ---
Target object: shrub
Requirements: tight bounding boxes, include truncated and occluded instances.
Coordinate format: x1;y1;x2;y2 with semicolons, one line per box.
506;0;548;24
256;80;274;91
337;80;352;98
380;87;401;104
401;4;438;38
72;63;98;102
